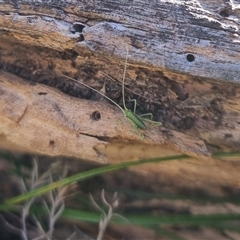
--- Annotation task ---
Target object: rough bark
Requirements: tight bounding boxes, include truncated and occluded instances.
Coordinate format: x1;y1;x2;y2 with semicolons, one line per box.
0;0;240;162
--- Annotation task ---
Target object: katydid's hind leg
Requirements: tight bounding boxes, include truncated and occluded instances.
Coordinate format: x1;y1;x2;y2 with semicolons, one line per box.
141;117;162;126
140;113;161;124
128;99;162;127
140;113;162;126
139;113;153;120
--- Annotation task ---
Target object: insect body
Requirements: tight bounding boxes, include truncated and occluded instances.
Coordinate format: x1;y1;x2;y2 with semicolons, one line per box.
125;109;147;130
61;48;161;136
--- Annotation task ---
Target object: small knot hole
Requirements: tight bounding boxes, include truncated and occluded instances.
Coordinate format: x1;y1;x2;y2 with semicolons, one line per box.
186;54;195;62
91;111;101;121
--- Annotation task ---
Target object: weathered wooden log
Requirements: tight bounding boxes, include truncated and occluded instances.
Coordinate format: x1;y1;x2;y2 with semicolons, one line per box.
0;71;210;162
0;0;240;162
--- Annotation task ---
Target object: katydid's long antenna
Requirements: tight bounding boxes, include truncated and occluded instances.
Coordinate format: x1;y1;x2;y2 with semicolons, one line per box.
122;46;128;110
61;74;125;115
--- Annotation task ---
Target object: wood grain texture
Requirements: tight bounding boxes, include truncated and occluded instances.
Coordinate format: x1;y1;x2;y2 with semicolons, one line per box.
0;71;210;161
0;0;239;82
0;0;240;162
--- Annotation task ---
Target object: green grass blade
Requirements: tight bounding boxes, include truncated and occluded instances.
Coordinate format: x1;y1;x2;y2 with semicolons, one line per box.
0;154;189;208
25;206;240;226
61;208;240;226
212;151;240;158
2;151;240;210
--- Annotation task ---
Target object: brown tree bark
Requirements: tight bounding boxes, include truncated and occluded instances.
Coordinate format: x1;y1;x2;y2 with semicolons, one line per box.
0;0;240;162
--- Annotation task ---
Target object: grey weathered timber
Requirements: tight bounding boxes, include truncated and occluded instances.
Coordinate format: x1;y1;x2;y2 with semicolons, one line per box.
0;0;239;83
0;0;240;162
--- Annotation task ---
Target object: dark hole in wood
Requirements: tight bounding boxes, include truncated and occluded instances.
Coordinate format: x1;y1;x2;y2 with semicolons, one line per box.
220;9;230;17
38;92;47;95
225;133;233;138
91;111;101;121
72;23;85;33
79;34;85;42
183;116;195;129
186;54;195;62
49;140;55;147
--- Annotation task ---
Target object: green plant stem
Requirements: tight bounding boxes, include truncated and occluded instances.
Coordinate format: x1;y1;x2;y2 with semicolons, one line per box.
1;155;189;209
2;151;240;210
61;209;240;226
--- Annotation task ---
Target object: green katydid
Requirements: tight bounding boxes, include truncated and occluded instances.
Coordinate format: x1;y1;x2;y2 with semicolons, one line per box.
61;49;162;136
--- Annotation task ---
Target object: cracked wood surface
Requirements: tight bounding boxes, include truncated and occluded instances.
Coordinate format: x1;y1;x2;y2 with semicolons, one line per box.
0;71;210;162
0;0;239;82
0;0;240;162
